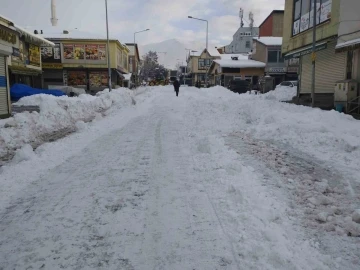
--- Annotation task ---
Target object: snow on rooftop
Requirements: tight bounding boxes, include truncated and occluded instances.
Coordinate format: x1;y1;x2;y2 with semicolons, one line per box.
42;30;118;41
123;73;132;81
220;54;249;60
0;14;55;46
253;37;283;46
214;59;266;68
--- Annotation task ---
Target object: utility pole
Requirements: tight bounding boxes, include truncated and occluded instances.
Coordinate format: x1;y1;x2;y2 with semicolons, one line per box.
105;0;111;91
311;0;317;107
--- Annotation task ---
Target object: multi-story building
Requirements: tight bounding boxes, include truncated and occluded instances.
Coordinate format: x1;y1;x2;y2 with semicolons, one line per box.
225;26;259;54
41;31;129;93
187;48;220;86
259;10;284;37
251;9;299;88
125;43;140;85
282;0;355;108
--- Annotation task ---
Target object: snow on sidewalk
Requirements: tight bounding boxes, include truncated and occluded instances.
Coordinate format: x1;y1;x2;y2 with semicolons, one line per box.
0;88;135;163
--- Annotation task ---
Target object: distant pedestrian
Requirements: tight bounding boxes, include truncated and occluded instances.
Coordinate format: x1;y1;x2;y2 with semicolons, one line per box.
173;78;180;97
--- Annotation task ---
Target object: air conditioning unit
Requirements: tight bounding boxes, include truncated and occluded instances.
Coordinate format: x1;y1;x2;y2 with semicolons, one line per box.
334;79;358;112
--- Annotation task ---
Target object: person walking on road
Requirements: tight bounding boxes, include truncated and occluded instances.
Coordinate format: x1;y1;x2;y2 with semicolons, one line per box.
173;78;180;97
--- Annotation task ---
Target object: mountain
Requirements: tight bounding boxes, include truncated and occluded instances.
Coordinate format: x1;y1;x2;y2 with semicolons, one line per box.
139;39;210;70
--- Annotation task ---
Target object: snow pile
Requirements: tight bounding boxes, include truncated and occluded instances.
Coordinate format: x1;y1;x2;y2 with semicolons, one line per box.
262;85;297;101
0;88;134;159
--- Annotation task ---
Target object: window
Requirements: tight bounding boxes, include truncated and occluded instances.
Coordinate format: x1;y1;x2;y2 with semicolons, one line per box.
246;41;250;48
268;51;278;63
293;0;332;36
198;59;205;69
267;50;283;63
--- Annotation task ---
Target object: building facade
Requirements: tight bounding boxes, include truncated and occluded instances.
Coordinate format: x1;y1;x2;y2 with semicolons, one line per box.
252;37;299;87
207;56;265;87
187;48;220;86
335;0;360;84
259;10;284;37
225;26;259;54
0;16;16;118
125;43;140;86
282;0;348;108
41;33;129;93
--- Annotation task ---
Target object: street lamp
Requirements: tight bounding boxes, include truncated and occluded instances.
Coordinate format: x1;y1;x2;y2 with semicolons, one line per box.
188;15;208;85
134;28;150;87
105;0;111;91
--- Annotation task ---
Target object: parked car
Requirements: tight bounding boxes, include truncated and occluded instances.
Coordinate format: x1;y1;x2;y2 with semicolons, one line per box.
227;79;250;94
279;81;298;87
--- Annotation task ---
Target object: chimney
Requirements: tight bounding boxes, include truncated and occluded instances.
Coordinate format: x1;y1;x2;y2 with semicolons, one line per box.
34;30;39;34
51;0;59;26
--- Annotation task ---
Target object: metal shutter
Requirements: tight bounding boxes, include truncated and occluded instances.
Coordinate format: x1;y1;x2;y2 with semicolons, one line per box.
300;54;312;93
0;56;10;116
316;42;346;93
300;41;346;94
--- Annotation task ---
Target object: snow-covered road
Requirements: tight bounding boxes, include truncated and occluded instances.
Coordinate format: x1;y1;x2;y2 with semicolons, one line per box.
0;86;359;269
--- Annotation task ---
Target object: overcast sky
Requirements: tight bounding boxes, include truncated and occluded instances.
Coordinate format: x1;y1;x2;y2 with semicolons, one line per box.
1;0;284;46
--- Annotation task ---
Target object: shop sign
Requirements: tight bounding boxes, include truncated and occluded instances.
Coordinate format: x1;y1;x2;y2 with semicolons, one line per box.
41;43;61;63
63;44;107;61
0;27;17;44
42;63;63;69
287;67;299;73
29;44;41;66
11;40;25;65
269;67;286;73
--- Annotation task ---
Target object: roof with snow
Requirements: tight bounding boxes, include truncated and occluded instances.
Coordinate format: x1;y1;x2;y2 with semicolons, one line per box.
253;37;283;46
123;73;132;81
213;59;266;68
42;30;120;42
220;54;249;60
0;14;55;46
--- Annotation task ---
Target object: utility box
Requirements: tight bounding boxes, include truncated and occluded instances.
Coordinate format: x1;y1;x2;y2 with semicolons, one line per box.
334;79;358;112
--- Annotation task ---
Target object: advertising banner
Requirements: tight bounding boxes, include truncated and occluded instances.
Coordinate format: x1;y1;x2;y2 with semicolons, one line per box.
68;71;87;86
41;43;61;63
29;44;41;66
63;44;74;60
89;71;108;87
63;44;107;62
74;44;85;60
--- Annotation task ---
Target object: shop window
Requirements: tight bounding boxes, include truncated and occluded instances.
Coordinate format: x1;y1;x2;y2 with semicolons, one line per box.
268;51;278;63
293;0;331;36
346;50;353;80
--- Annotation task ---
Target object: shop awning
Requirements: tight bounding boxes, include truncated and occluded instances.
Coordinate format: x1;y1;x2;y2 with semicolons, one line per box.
115;70;125;80
284;42;328;60
9;65;42;76
335;38;360;53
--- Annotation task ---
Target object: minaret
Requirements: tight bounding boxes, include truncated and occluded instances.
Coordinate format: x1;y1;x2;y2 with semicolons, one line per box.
50;0;58;26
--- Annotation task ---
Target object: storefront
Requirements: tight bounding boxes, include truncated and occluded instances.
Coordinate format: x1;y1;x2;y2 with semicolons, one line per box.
267;67;286;86
0;19;18;118
8;26;54;89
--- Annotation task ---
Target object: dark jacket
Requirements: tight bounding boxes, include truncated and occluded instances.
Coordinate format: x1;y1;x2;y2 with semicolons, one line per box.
173;79;180;90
